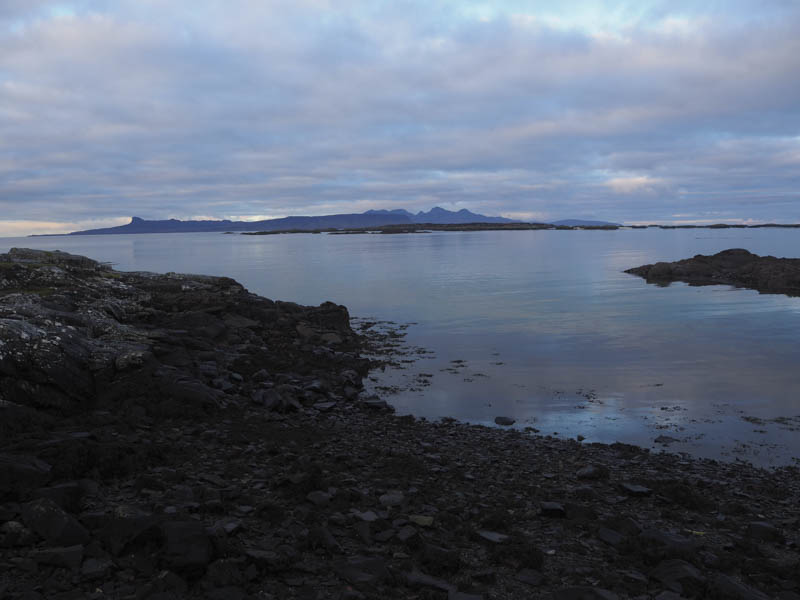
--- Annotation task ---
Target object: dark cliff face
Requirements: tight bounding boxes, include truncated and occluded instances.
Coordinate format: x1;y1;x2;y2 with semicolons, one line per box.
625;248;800;296
0;248;365;423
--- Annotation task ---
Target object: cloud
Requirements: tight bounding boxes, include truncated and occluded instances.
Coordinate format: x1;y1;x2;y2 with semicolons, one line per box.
1;0;799;233
605;176;665;194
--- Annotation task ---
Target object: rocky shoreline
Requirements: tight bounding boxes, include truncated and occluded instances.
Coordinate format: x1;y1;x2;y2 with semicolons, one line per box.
625;249;800;297
1;249;798;600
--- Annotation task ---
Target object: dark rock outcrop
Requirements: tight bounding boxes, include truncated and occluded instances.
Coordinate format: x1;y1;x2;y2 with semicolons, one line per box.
625;248;800;296
0;247;363;431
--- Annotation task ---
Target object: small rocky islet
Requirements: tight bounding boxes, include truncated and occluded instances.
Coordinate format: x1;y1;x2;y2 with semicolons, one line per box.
0;248;798;600
624;248;800;297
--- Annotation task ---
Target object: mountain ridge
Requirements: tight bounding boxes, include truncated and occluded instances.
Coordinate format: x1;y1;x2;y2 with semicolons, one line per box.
66;207;518;235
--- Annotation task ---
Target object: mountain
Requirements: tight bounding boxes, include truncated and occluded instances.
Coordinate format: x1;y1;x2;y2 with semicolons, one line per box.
550;219;622;227
413;207;515;224
66;207;518;235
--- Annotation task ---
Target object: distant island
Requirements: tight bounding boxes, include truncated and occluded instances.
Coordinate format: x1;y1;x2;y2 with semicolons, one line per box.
36;208;800;236
243;222;622;235
54;208;625;236
63;207;518;235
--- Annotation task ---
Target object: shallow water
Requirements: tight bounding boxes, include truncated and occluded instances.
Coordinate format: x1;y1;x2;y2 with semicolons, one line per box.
3;228;800;466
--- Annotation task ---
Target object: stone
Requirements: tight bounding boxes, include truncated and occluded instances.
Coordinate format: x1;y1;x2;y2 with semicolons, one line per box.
33;482;84;513
244;549;281;569
597;527;624;547
409;515;434;527
476;530;509;544
576;465;609;480
334;556;387;587
352;510;378;522
396;525;417;543
516;569;544;586
373;528;394;542
148;569;189;596
649;559;705;595
379;490;404;507
422;543;460;573
321;333;342;345
449;592;484;600
362;397;391;410
296;324;315;339
655;435;680;445
551;587;620;600
654;593;684;600
306;490;332;506
406;569;455;593
0;520;36;547
209;517;242;537
709;573;771;600
161;521;214;572
0;503;19;521
309;526;341;553
472;569;497;583
30;544;84;571
606;516;642;536
98;504;161;556
205;587;247;600
81;557;114;580
0;454;52;496
21;498;89;546
747;521;784;543
639;529;694;557
540;502;566;518
353;521;371;543
494;416;515;426
619;483;652;497
205;557;246;587
620;570;647;584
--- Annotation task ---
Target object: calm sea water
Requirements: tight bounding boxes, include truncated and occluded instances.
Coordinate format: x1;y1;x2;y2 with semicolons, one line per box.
3;229;799;466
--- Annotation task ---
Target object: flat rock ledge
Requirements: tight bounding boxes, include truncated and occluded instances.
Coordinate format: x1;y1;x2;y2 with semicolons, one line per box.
624;248;800;296
1;248;798;600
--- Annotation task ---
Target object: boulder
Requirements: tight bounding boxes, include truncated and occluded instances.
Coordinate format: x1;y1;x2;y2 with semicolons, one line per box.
708;573;771;600
334;555;388;587
161;521;214;572
0;521;36;547
21;498;89;546
649;559;705;595
30;544;84;571
98;504;162;556
0;454;52;498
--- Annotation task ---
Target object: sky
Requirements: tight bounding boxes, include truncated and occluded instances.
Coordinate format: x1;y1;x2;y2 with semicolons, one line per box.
2;1;799;235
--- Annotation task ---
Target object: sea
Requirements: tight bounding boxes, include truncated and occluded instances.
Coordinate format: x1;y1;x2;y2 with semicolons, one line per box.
3;228;799;467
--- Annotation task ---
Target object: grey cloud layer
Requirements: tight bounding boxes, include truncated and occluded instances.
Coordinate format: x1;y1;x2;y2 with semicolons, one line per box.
1;0;799;232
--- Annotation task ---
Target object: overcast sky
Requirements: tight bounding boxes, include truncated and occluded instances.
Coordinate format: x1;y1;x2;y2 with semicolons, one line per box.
2;1;799;235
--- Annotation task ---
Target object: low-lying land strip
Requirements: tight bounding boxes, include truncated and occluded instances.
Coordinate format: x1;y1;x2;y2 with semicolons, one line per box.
0;249;797;599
